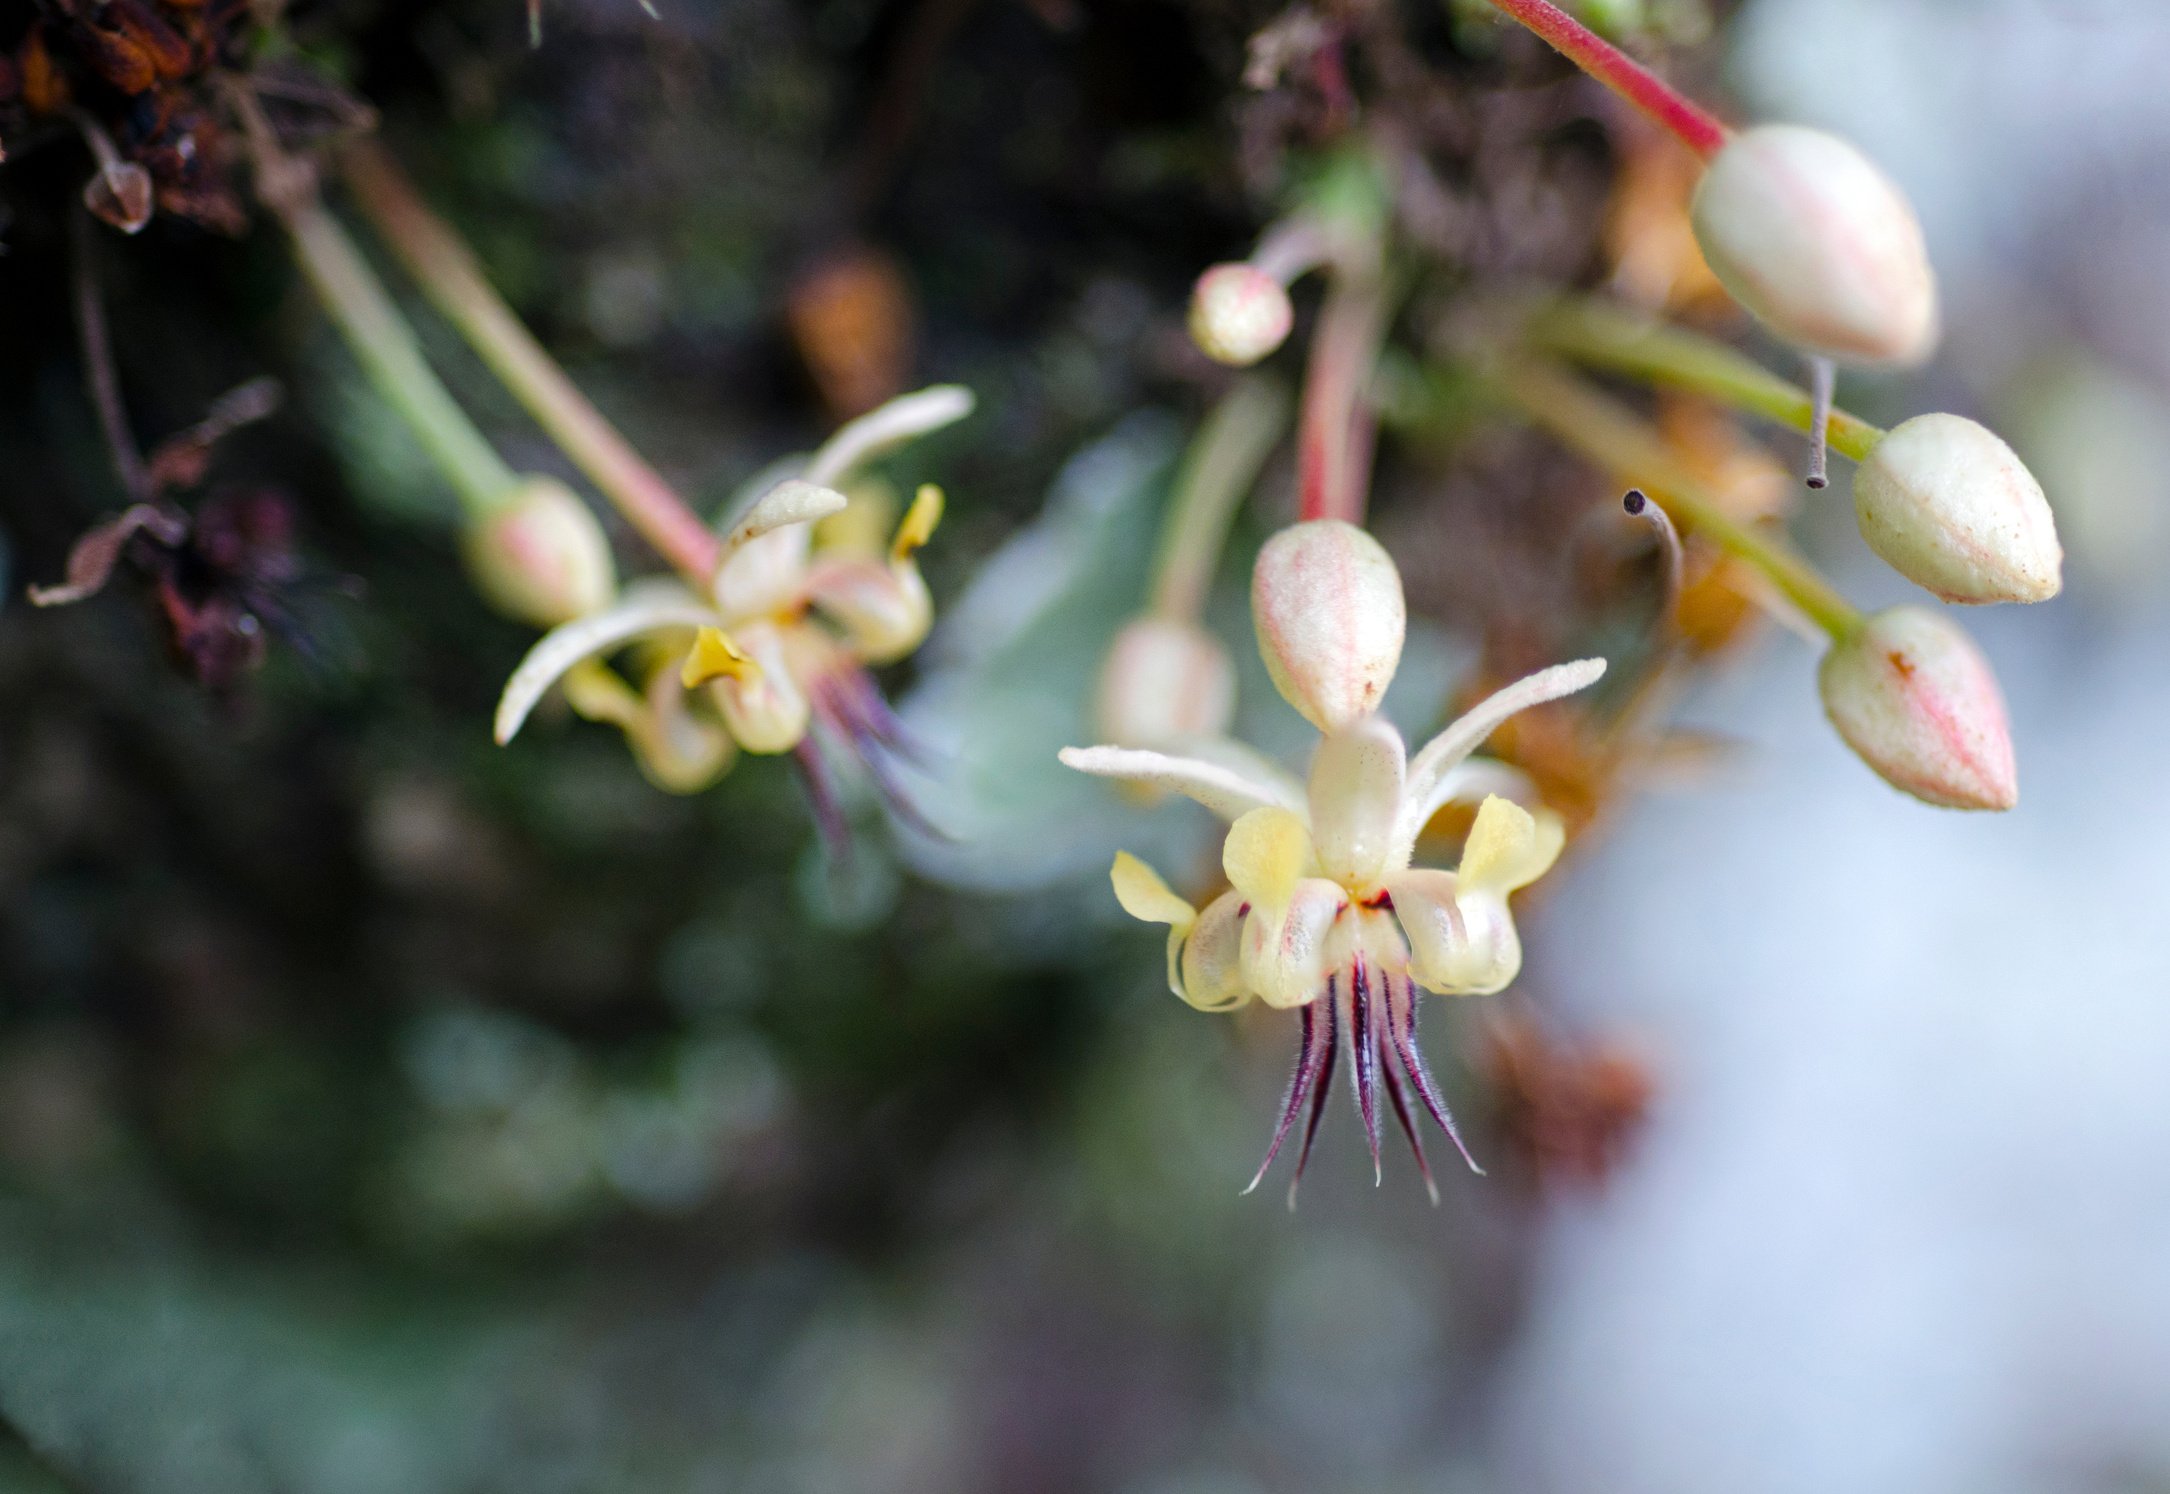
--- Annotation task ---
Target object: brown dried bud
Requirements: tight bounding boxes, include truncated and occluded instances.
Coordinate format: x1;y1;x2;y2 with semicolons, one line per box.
20;26;69;116
84;161;156;235
75;23;158;95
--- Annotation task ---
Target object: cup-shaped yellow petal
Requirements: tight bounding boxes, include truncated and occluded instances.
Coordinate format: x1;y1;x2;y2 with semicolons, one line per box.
561;660;735;795
1386;867;1524;997
706;621;810;754
1251;520;1406;733
1307;713;1405;888
1239;877;1345;1008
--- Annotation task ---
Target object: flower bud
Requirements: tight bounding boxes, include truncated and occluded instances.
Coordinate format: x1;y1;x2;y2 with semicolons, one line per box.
1818;606;2016;811
1852;413;2061;605
1251;520;1405;733
1094;617;1237;746
1189;263;1294;367
464;477;617;627
1690;125;1937;365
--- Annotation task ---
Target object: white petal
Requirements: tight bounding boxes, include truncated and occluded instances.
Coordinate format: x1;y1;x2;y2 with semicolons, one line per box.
723;478;850;550
1163;736;1305;809
1180;891;1252;1012
495;580;715;745
1306;714;1405;888
1396;659;1605;860
803;386;976;489
1058;743;1301;822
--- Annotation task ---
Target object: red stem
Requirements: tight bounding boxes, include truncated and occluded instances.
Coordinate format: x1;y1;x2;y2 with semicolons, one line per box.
1484;0;1730;159
1296;272;1387;524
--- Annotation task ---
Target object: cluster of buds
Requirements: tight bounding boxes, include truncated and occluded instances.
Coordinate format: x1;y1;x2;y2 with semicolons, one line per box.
1470;0;2066;811
1694;132;2060;807
1066;522;1603;1198
495;387;967;816
2;0;256;234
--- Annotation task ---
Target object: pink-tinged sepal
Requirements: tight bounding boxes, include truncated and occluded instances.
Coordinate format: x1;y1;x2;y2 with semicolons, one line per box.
1250;520;1406;732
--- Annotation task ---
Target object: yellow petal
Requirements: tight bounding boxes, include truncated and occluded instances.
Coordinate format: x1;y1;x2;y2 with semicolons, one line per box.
891;483;944;563
1111;851;1199;1004
680;626;761;689
562;661;735;795
1110;851;1196;930
1221;807;1313;911
561;659;646;729
1457;796;1565;895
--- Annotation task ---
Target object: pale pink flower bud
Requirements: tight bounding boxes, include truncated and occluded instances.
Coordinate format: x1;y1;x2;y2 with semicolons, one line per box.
1251;520;1405;733
1853;413;2062;605
1691;125;1938;366
464;476;618;627
1818;606;2017;811
1188;263;1294;367
1094;617;1237;746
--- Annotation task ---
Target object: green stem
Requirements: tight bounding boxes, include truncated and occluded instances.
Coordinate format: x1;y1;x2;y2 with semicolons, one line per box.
1492;356;1864;641
1150;377;1291;621
281;195;523;519
1527;298;1886;462
341;140;724;585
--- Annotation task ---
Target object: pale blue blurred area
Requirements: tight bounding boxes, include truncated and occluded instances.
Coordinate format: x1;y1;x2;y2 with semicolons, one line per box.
1494;3;2170;1486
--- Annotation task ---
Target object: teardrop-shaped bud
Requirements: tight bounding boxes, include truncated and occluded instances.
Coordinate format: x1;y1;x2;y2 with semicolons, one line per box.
1853;413;2062;605
1818;606;2017;811
1189;263;1294;367
463;476;618;627
1251;520;1405;733
1094;617;1237;746
1690;125;1937;366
